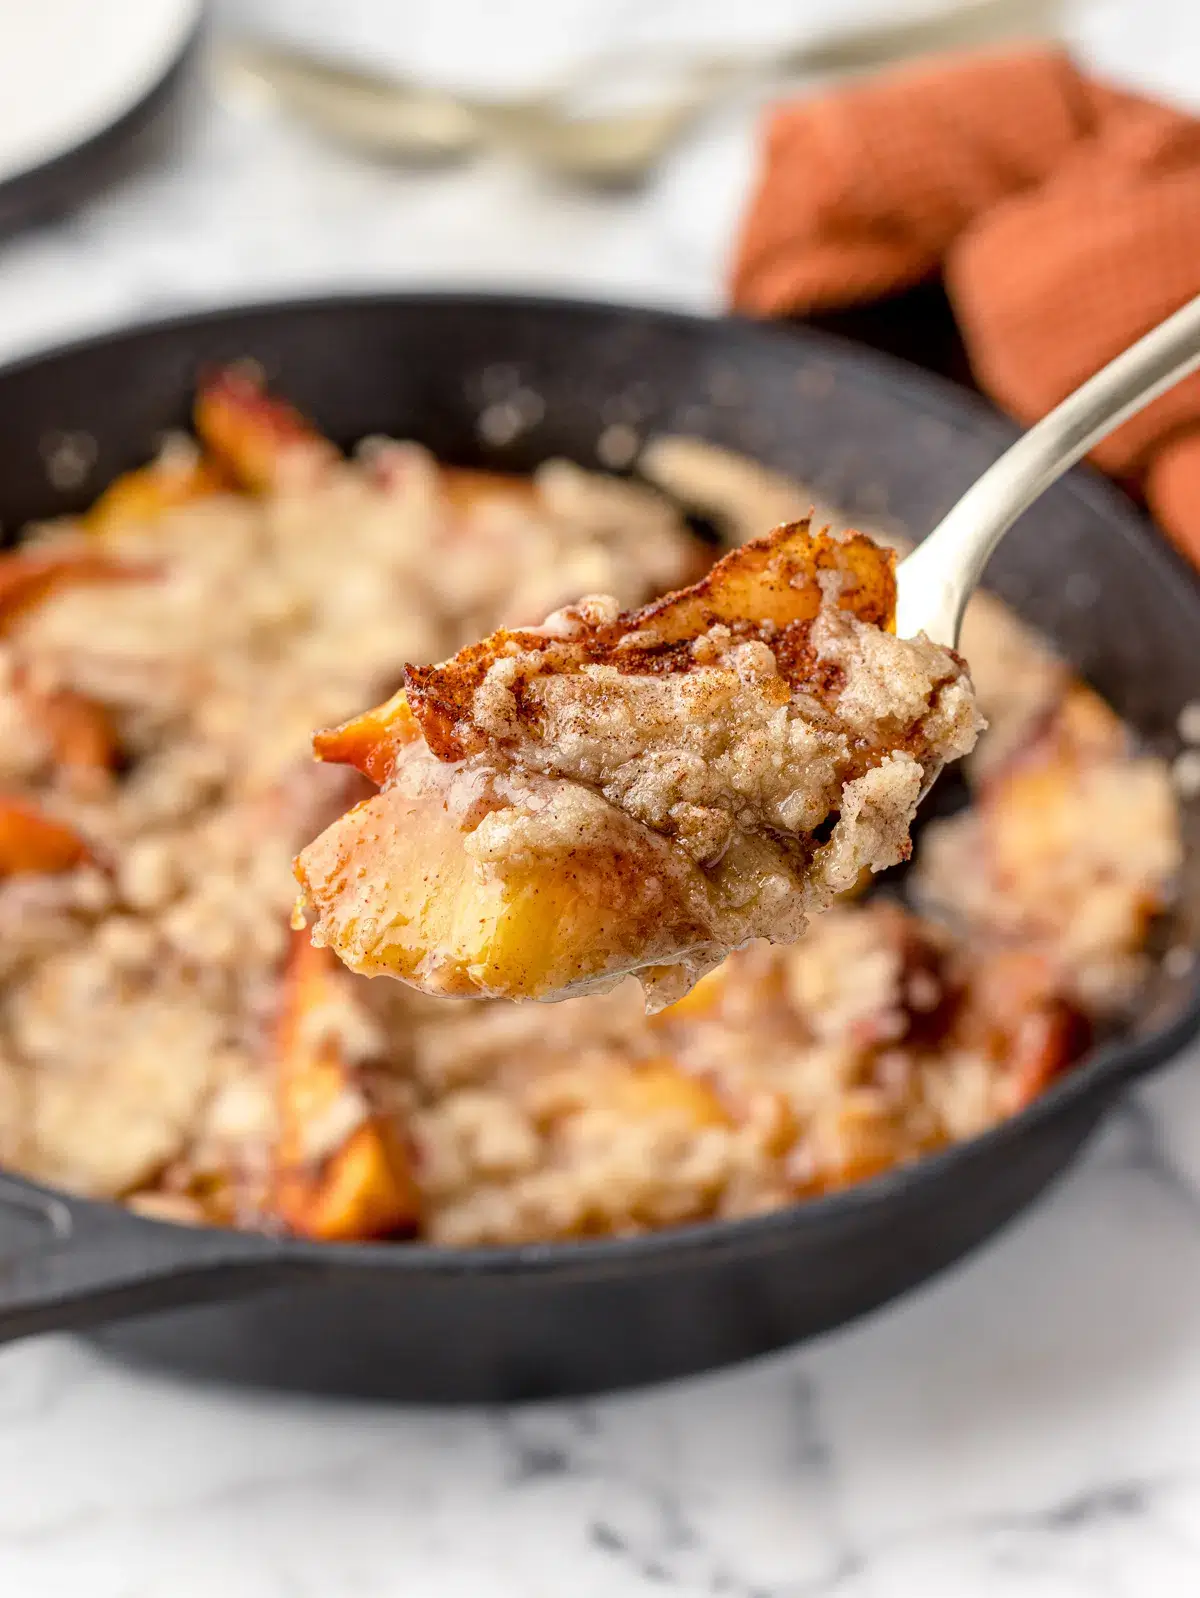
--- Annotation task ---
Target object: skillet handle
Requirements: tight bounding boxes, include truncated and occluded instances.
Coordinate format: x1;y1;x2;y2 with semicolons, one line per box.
0;1175;282;1345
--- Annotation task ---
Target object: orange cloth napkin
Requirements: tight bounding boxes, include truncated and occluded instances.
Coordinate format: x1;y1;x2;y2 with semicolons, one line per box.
729;46;1200;569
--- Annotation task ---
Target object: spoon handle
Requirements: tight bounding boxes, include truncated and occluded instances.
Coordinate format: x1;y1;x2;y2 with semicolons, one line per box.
895;291;1200;648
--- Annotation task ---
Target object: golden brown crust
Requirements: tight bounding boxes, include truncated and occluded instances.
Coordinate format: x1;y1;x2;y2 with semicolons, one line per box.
406;520;895;761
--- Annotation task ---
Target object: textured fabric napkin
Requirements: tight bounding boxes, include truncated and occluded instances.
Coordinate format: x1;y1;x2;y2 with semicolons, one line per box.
730;46;1200;569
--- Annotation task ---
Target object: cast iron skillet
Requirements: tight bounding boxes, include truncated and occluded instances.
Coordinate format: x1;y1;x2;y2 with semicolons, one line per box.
0;293;1195;1403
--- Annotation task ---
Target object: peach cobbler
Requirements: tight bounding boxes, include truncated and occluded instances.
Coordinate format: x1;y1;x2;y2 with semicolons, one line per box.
297;523;980;1007
0;372;1179;1244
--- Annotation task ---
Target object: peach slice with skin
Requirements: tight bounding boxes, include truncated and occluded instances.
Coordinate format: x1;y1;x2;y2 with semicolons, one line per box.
0;548;143;632
440;466;539;516
0;798;94;876
0;552;146;788
40;689;119;780
979;686;1171;939
955;947;1090;1114
85;455;226;537
605;1057;730;1129
11;667;120;788
194;366;336;493
311;686;419;789
1005;1002;1090;1112
272;930;419;1242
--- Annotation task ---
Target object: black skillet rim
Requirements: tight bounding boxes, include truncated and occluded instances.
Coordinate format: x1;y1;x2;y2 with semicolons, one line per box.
2;289;1198;1278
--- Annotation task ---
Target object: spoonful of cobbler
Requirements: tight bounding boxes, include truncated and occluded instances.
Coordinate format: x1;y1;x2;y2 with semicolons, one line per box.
294;521;980;1009
294;293;1200;1009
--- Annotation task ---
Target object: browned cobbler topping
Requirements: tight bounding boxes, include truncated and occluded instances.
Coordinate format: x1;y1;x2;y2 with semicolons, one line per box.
0;374;1180;1247
296;521;983;1008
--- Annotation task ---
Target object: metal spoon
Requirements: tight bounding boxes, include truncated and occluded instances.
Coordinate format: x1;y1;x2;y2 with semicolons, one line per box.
214;40;484;164
895;293;1200;652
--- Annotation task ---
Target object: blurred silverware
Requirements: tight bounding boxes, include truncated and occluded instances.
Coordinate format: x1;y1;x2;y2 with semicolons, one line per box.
215;43;483;163
216;0;1060;185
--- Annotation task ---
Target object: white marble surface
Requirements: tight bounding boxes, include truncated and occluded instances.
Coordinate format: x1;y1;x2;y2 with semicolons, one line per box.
4;2;1200;1594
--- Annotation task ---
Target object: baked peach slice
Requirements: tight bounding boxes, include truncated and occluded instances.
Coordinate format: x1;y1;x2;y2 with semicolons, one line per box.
88;364;334;532
955;948;1090;1114
37;687;119;783
439;466;539;517
0;547;141;632
0;549;151;789
602;1056;730;1129
272;931;419;1243
296;520;982;1008
295;764;720;1003
0;798;94;876
914;675;1180;1008
7;663;120;793
195;365;336;493
85;452;226;537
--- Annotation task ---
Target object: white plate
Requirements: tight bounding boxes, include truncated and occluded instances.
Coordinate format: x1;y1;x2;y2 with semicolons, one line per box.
0;0;200;189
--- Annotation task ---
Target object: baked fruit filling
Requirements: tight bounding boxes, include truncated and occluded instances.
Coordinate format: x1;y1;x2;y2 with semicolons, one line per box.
0;370;1180;1244
296;522;983;1007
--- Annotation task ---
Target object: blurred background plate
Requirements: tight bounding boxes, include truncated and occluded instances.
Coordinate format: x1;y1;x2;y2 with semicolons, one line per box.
0;0;203;239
